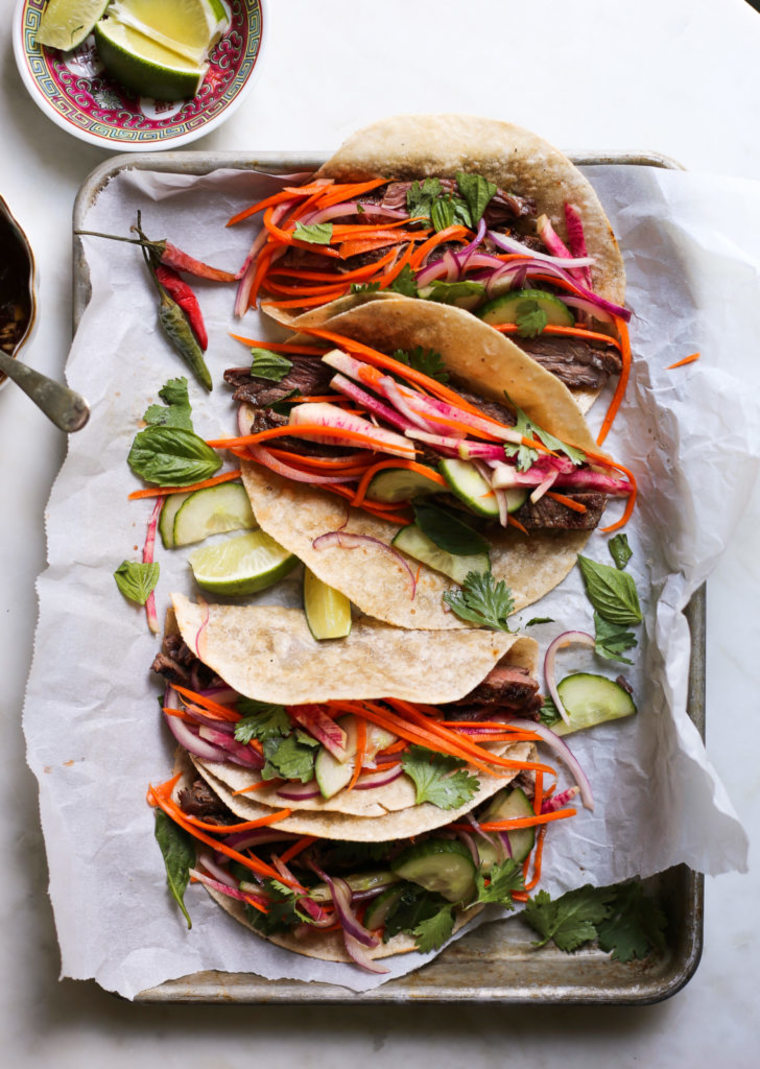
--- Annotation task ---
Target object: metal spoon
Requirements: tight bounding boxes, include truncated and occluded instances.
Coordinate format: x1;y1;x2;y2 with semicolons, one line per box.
1;196;90;433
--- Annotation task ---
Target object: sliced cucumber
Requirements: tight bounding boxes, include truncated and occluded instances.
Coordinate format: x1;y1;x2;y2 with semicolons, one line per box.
303;568;352;640
391;839;476;903
477;288;575;327
554;673;636;736
310;871;399;904
173;482;256;547
439;458;499;518
392;524;490;584
480;786;535;863
159;491;191;549
366;467;445;504
504;488;529;513
314;716;396;798
364;885;405;930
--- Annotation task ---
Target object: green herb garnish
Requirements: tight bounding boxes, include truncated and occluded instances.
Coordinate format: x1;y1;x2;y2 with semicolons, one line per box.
293;222;334;245
261;731;320;783
593;612;637;665
128;425;221;486
474;858;524;906
143;377;193;430
443;570;514;631
250;348;293;382
455;172;497;225
425;280;486;306
113;560;159;606
388;264;419;297
608;532;633;570
413;502;490;556
154;809;195;929
393;346;450;383
515;299;548;338
400;746;479;809
577;555;642;626
234;699;291;744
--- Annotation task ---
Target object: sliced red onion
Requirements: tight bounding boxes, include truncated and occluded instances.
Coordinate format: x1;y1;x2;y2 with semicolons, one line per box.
457;829;480;869
234;228;269;313
329;373;412;433
560;294;614;324
353;765;404;790
487;229;594;268
416;256;454;288
198;685;239;704
311;867;381;952
225;829;296;850
381;376;441;434
275;779;322;801
195;853;238;888
312;531;416;599
247;443;358;485
506;716;594;811
542;785;580;813
455;217;487;270
530;471;559;504
182;705;235;733
142;498;162;634
197;725;265;768
190;868;260;904
544;630;597;726
162;688;231;763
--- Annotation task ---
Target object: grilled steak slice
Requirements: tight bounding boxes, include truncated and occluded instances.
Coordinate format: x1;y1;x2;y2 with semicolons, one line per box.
151;633;222;691
224;355;335;407
519;335;622;391
178;778;231;823
457;390;516;426
513;491;606;530
444;662;541;719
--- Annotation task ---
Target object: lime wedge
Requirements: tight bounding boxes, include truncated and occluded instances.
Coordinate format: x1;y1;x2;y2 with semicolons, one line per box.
36;0;110;51
189;531;297;596
303;568;352;640
94;17;207;100
107;0;229;65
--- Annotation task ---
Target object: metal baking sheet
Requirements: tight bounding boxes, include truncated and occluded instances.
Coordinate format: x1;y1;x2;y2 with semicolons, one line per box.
71;151;703;1005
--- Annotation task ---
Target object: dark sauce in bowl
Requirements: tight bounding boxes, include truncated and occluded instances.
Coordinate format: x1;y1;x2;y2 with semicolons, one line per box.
0;197;35;384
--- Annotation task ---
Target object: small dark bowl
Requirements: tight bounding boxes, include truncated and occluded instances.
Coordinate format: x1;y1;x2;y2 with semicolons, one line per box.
0;195;37;388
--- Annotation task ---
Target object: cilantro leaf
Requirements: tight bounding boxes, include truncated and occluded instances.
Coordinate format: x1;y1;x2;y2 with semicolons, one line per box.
539;694;562;728
234;699;291;744
388;264;419;298
113;560;159;606
443;570;514;631
154;809;195;929
405;178;443;226
608;532;633;570
292;221;333;245
261;731;319;783
515;299;548;338
425;280;486;306
596;882;667;963
250;348;293;382
577;555;642;626
350;281;381;295
143;377;193;430
503;400;587;472
382;883;451;942
594;611;637;665
413;502;490;556
474;858;524;906
526;616;554;627
456;172;497;225
393;346;449;383
522;885;611;952
413;904;456;952
247;879;304;935
400;745;479;809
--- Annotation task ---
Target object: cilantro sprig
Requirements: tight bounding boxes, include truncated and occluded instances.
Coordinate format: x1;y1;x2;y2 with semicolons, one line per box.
400;746;479;809
443;571;514;631
392;346;450;383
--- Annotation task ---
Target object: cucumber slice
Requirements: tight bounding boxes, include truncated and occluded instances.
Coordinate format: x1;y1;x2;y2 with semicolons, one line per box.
173;482;256;547
310;871;399;904
477;288;575;327
439;458;499;518
366;467;445;504
159;491;191;549
364;884;406;930
391;839;476;903
303;568;352;640
504;488;529;513
554;673;636;735
480;786;535;863
392;524;490;584
314;717;396;798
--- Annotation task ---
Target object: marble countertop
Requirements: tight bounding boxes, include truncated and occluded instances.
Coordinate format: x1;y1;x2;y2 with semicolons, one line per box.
2;0;759;1063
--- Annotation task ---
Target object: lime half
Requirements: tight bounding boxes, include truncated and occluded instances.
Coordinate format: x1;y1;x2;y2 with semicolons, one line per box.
189;531;297;596
107;0;229;65
36;0;110;51
94;18;207;100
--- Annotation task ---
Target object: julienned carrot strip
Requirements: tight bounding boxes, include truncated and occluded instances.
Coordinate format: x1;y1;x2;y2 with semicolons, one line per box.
147;782;289;884
128;468;242;500
232;781;278;795
409;225;470;268
347;718;367;791
666;351;700;370
351;458;446;508
268;447;373;469
337;236;408;260
269;247;399;283
263;279;358;298
508;515;529;534
599;457;638;533
228;335;327;356
170;684;240;722
546;491;588;514
377;242;414;288
330;219;427;238
477;808;576;831
325;484;413;524
596;316;632;446
179;808;293;834
311;177;389;209
227;179;336;226
377;738;409;756
263;292;351;309
523;826;546;891
278;836;317;865
247;242;277;308
207;422;418;456
493;322;623;353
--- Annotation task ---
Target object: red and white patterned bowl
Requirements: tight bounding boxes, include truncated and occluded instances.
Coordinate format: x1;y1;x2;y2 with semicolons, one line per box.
12;0;265;151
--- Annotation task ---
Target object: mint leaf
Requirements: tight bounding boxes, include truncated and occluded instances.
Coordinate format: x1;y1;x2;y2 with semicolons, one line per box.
392;346;449;383
234;700;290;744
426;280;486;306
474;858;524;906
413;503;490;556
128;425;221;486
523;886;611;952
608;533;633;570
154;809;195;929
261;731;319;783
515;299;548;338
250;348;293;382
114;560;159;606
456;172;497;225
578;555;642;626
400;745;479;809
596;882;667;963
143;377;193;430
431;196;456;232
413;904;456;952
388;264;419;297
293;222;333;245
594;611;637;665
443;570;514;631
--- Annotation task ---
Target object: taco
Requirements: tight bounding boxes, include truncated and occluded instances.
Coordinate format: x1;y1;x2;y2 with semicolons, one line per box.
154;594;545;840
220;299;634;630
231;114;629;412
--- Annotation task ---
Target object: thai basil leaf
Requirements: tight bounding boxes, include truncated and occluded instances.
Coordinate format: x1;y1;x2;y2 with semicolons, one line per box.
114;560;159;606
154;809;195;929
413;502;490;556
250;348;293;382
425;280;486;305
293;222;333;244
608;533;633;570
594;612;637;665
456;172;497;225
128;425;222;486
577;555;642;626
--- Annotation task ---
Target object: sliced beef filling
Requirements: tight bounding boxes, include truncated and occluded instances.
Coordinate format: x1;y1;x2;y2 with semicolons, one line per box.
518;335;622;392
151;632;223;691
224;355;335;406
177;778;231;824
512;490;606;531
443;661;542;721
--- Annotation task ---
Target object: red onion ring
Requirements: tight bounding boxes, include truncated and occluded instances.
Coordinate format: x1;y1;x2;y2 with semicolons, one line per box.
312;531;417;600
505;717;594;811
353;765;404;790
275;780;322;801
544;630;596;725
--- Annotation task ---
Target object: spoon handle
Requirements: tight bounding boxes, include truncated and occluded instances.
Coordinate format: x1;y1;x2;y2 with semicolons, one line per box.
0;350;89;433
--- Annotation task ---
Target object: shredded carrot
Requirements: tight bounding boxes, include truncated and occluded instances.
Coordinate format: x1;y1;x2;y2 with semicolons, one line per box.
311;177;390;209
546;490;588;513
377;738;409;757
269;246;399;284
232;781;278;795
476;808;576;831
277;836;317;865
599;457;638;533
351;458;446;508
347;718;367;791
330;219;427;239
666;351;700;370
128;468;242;500
227;179;337;227
179;808;293;834
207;422;416;458
523;826;546;891
264;278;358;298
493;322;622;353
170;684;240;722
507;514;529;534
318;483;413;525
228;335;327;356
596;315;632;446
409;225;469;268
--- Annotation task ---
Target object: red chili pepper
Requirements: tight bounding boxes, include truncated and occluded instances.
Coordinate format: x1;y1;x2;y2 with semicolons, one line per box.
155;264;208;350
159;241;237;282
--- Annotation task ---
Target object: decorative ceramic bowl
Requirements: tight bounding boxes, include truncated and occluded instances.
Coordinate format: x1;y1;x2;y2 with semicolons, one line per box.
12;0;265;151
0;196;37;391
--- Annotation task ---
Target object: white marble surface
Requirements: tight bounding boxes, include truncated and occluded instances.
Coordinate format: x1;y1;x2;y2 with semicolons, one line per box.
1;0;759;1063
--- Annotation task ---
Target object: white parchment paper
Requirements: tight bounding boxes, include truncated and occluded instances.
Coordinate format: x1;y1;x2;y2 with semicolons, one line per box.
22;162;760;998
